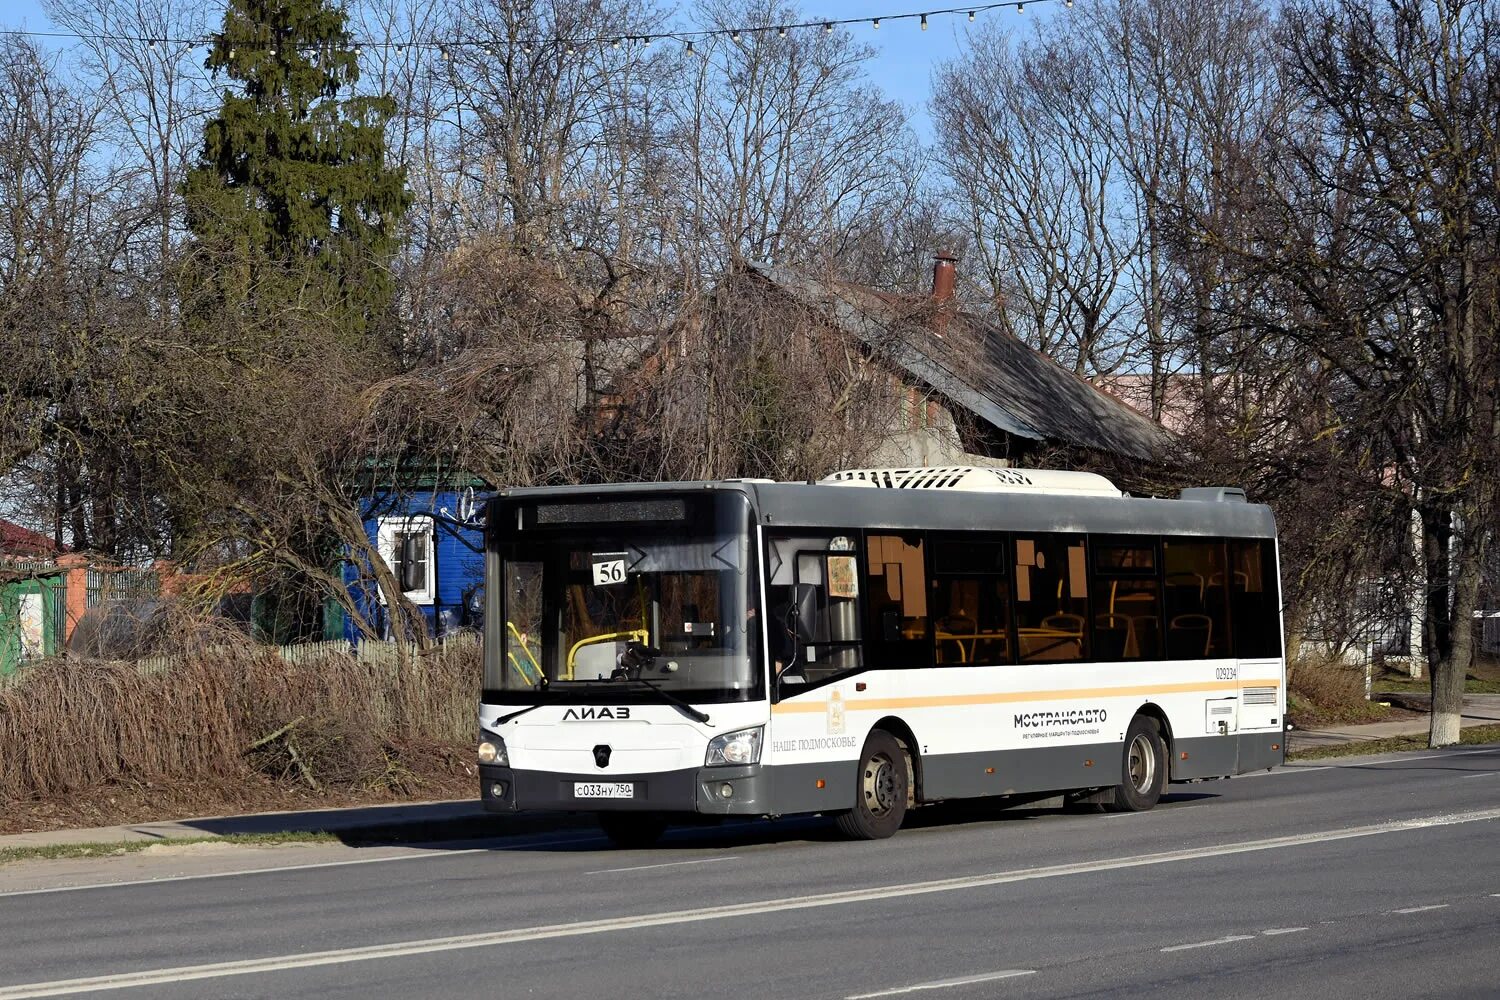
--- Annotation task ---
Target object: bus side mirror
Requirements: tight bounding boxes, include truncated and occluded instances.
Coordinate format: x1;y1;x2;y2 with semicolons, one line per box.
791;583;819;643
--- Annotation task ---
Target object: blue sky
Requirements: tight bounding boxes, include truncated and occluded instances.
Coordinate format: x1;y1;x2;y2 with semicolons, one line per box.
1;0;1059;135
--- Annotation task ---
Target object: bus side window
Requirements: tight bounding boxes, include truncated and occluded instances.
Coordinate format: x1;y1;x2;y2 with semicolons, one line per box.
865;533;931;668
1163;541;1230;658
1015;534;1088;662
930;537;1012;665
1090;538;1161;662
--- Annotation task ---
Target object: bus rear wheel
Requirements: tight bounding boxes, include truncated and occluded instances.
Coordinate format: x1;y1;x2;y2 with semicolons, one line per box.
1106;716;1167;813
597;812;668;848
834;730;909;840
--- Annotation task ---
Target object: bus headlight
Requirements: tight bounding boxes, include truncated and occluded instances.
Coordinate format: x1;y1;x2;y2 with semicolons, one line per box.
478;737;508;766
705;726;763;766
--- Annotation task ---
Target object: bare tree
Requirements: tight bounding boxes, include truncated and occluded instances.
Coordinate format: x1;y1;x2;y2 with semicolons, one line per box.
934;25;1138;376
43;0;212;311
0;35;172;559
1188;0;1500;744
1082;0;1282;424
667;0;919;278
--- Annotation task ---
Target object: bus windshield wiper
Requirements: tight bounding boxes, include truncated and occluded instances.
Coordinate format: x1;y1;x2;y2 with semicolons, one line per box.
612;642;710;724
495;703;542;725
622;675;711;725
494;677;549;725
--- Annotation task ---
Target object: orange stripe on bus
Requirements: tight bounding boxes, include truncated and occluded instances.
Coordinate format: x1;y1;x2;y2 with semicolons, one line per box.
771;679;1282;715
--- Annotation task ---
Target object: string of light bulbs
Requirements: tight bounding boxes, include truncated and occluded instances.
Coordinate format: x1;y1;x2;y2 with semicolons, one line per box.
0;1;1072;57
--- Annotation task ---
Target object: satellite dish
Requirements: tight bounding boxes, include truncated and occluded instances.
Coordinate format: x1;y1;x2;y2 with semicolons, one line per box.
458;486;478;522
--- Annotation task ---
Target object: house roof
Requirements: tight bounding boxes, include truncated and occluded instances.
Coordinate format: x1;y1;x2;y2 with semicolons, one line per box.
0;519;64;558
746;263;1176;462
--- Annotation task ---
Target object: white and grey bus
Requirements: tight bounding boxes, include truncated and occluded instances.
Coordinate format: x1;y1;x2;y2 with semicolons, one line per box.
477;468;1285;845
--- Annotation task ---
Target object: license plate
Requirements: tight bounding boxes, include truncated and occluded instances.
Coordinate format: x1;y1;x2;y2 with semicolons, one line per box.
574;782;634;799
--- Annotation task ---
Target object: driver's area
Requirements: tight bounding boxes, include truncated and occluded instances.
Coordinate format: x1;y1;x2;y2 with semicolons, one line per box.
487;494;764;705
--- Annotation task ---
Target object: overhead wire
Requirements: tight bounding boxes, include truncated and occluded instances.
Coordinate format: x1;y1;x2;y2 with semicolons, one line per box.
0;2;1064;57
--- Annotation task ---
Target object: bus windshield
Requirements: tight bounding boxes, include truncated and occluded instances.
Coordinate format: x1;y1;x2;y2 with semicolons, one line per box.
486;493;761;704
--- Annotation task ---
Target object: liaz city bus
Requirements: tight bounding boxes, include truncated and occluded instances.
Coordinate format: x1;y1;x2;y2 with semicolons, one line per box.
476;467;1285;846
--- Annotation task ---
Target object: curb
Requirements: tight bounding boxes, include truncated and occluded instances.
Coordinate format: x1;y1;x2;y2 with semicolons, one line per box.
0;802;591;853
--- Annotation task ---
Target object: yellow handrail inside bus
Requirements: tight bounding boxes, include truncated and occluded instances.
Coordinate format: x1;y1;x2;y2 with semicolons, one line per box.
565;629;650;679
506;621;542;685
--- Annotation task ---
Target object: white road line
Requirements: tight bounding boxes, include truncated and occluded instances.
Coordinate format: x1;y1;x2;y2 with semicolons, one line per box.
0;832;606;899
1160;934;1256;952
1461;771;1500;779
1242;766;1333;777
846;970;1035;998
587;856;739;875
1389;904;1450;915
2;806;1498;998
1248;746;1500;778
1348;748;1500;766
1261;927;1308;936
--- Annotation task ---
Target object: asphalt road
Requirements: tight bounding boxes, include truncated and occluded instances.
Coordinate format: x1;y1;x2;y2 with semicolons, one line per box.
3;746;1499;1000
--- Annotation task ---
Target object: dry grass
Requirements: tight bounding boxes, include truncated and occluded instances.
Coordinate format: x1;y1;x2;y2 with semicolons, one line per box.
1376;650;1500;694
0;633;478;804
1289;723;1500;760
1287;652;1395;727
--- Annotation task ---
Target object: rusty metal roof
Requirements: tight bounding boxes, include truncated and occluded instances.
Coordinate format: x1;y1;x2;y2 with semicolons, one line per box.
747;263;1175;462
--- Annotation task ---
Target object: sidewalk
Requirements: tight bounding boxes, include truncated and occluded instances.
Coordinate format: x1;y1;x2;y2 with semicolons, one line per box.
0;798;561;853
1286;693;1500;752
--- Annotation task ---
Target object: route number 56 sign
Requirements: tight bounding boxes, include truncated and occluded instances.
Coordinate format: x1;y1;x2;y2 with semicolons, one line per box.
591;553;627;586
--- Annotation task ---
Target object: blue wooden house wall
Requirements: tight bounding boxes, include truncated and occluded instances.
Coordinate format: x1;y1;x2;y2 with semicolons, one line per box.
343;489;485;641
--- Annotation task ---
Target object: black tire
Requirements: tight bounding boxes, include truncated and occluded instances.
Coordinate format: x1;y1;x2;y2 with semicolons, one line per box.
834;730;909;840
597;812;669;848
1106;715;1167;813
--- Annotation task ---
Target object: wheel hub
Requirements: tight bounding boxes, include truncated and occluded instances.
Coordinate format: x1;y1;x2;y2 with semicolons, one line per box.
863;752;898;815
1127;733;1156;792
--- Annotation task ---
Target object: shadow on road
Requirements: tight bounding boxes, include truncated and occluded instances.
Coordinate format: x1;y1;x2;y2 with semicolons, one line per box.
204;786;1228;856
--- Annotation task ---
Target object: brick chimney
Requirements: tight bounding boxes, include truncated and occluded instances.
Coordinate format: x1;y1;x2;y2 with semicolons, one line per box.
931;252;958;337
931;251;957;303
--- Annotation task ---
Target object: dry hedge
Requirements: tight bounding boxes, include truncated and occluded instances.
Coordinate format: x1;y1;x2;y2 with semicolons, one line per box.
0;637;478;802
1286;650;1388;726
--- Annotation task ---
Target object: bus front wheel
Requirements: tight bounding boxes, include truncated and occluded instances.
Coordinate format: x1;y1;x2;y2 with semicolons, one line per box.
1106;716;1167;813
835;730;909;840
598;812;668;848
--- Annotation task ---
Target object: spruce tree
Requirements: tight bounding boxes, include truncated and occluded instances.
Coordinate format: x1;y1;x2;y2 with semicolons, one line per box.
184;0;410;348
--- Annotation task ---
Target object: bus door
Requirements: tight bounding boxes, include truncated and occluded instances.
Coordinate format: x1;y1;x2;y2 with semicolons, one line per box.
1229;540;1283;732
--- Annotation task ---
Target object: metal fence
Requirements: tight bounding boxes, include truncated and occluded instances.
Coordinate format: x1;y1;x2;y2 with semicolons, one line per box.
1480;614;1500;656
1;634;469;680
85;566;159;608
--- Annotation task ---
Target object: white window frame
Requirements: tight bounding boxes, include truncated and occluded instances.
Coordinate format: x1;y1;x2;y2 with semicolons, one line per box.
376;516;436;605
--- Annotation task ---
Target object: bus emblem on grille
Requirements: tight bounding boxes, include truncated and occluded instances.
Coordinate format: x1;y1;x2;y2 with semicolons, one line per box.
593;745;612;768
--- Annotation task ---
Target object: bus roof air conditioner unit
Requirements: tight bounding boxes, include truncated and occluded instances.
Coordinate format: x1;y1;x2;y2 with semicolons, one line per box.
821;467;1124;497
1178;487;1248;503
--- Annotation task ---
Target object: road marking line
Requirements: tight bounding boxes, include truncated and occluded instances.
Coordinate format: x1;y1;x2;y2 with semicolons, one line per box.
587;856;739;875
1249;746;1500;778
3;807;1499;998
1461;772;1500;779
1161;934;1256;952
1261;927;1308;935
1389;904;1449;914
1347;748;1500;766
0;832;606;899
846;970;1035;998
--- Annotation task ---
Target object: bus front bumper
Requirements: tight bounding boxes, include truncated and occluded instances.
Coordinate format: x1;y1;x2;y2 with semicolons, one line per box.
479;763;769;816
